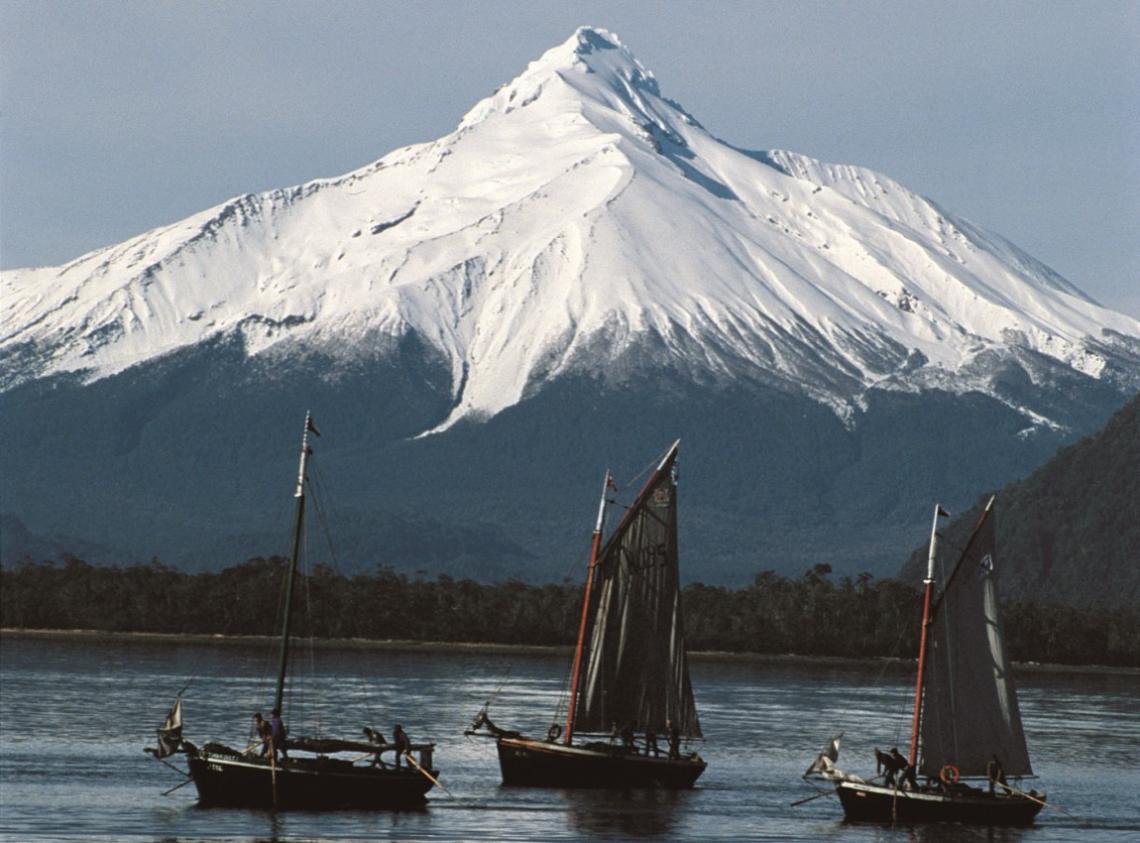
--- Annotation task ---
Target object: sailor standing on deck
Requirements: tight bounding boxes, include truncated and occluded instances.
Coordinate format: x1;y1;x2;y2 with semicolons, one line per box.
890;747;918;790
987;755;1007;794
620;720;637;752
876;747;902;787
667;720;681;760
393;724;410;768
645;724;660;756
253;712;272;756
270;708;288;761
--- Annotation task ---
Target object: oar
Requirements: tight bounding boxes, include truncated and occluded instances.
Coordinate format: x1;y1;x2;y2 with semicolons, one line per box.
790;789;834;807
999;782;1077;818
148;754;192;779
162;777;194;797
403;751;453;798
150;752;195;797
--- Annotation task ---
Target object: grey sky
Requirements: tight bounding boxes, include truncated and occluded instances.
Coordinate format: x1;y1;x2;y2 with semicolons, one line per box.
3;0;1137;317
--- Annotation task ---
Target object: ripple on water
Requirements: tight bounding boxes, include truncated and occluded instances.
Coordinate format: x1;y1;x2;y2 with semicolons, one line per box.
1;636;1137;842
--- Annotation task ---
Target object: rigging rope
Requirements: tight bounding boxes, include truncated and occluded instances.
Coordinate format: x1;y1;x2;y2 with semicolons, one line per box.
808;591;920;771
298;456;387;736
624;452;661;491
306;461;347;578
247;483;297;722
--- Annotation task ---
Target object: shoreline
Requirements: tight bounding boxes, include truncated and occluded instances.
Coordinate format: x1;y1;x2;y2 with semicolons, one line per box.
3;627;1136;676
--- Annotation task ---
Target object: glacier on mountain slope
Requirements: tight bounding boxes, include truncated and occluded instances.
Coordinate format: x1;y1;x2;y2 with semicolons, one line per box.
3;27;1138;433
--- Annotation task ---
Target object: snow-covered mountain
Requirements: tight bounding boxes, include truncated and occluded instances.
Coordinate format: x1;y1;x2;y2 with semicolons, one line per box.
3;28;1138;581
5;27;1138;434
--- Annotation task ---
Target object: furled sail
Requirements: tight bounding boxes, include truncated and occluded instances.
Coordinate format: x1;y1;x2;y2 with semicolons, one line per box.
150;695;183;759
919;501;1032;778
573;442;701;738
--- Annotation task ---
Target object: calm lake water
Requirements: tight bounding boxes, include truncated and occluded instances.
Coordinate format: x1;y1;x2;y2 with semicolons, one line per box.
1;634;1137;842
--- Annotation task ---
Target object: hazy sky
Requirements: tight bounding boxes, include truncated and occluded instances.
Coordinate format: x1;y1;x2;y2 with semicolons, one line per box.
3;1;1137;316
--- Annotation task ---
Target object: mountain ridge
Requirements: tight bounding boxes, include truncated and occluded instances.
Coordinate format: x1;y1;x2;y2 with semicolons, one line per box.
4;27;1138;433
2;27;1137;583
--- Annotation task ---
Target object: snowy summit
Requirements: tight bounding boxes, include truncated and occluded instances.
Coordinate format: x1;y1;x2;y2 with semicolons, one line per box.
4;27;1139;433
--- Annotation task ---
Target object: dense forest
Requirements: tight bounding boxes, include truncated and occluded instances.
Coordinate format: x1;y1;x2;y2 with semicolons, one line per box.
900;393;1140;610
3;556;1137;667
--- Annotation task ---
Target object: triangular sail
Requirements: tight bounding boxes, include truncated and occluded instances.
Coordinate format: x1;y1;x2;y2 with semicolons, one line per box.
919;503;1032;778
572;443;701;738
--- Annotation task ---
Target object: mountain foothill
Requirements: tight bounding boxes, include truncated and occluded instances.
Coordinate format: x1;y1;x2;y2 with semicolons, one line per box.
2;28;1137;612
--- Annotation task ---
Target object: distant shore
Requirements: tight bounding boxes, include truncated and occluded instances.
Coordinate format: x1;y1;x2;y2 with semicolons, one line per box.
3;627;1136;676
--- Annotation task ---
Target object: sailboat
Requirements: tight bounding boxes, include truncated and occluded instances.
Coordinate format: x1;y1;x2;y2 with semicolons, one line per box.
145;412;440;809
811;497;1046;824
467;441;707;788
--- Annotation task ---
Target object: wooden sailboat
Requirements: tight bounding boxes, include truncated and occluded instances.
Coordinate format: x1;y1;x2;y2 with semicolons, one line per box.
467;441;707;788
146;413;439;809
816;497;1045;824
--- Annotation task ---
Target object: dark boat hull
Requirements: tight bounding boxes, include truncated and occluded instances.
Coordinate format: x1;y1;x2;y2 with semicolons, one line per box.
835;781;1044;825
186;749;435;809
496;737;706;789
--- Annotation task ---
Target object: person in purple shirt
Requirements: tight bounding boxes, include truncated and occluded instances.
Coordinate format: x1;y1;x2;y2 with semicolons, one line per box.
269;708;288;761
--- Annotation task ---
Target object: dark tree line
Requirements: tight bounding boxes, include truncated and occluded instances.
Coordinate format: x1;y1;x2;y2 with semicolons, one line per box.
2;557;1136;666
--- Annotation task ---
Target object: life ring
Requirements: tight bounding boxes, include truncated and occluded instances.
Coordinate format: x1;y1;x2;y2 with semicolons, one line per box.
546;723;562;742
939;764;960;786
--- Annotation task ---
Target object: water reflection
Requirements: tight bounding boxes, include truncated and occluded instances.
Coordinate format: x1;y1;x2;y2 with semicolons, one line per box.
3;636;1138;842
563;788;688;838
840;820;1038;843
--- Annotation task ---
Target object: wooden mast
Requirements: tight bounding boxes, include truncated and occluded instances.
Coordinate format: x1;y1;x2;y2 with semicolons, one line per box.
564;468;612;745
273;412;314;716
908;502;947;767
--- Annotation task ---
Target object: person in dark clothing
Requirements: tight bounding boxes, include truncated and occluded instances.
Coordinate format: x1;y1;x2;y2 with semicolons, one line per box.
890;747;917;790
645;724;660;757
667;720;681;760
269;708;288;761
987;755;1007;795
363;727;387;767
252;712;272;757
393;723;410;768
875;747;902;787
620;719;637;752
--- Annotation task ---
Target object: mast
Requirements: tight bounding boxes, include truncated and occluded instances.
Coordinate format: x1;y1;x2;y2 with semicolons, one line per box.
917;495;1029;777
273;411;314;716
566;440;693;738
564;468;612;745
908;502;947;767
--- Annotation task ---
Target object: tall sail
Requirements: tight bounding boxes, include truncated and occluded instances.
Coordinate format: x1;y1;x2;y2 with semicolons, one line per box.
919;501;1032;778
572;442;701;738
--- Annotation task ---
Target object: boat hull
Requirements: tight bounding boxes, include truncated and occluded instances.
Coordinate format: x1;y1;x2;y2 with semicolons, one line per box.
496;737;706;789
186;749;435;809
835;781;1044;825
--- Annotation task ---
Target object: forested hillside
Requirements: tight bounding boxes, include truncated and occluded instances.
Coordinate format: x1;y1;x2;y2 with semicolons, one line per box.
3;557;1136;666
901;393;1140;609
